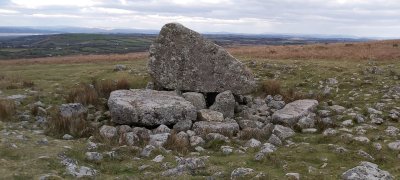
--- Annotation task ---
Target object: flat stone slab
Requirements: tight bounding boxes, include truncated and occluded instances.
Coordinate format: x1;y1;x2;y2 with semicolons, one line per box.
192;120;239;136
148;23;256;94
272;99;318;126
108;89;197;127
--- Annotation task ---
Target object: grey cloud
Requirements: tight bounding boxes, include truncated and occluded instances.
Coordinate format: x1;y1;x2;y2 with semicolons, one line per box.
0;0;399;37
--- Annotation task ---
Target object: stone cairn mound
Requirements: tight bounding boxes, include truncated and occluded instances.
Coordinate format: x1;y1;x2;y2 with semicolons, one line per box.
105;22;320;164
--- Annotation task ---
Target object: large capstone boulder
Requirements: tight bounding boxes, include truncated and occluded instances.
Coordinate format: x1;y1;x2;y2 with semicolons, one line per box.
342;161;393;180
148;23;256;94
272;99;318;126
108;89;197;127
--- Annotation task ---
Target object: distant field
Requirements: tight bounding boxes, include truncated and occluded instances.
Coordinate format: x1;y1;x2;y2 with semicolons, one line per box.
1;39;399;65
0;33;365;60
229;40;400;61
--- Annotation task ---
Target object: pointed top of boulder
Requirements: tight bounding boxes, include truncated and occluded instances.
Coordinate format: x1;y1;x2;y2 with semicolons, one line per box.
148;23;256;94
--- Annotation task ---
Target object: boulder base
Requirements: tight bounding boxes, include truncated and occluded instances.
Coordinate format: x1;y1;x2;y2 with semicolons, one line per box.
108;89;197;127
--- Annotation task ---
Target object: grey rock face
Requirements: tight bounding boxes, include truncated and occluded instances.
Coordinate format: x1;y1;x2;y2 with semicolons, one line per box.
108;89;197;126
182;92;206;110
272;99;318;126
148;23;256;94
59;103;87;119
85;152;103;162
173;120;193;132
238;120;264;129
342;161;393;180
99;125;117;139
273;125;295;140
198;109;224;122
210;91;235;118
149;133;170;147
192;121;240;136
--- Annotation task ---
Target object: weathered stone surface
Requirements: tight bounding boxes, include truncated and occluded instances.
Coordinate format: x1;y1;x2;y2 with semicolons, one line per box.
108;89;197;126
210;91;235;118
99;125;117;139
182;92;206;110
173;120;193;132
192;120;239;136
272;125;295;140
59;103;87;119
387;141;400;151
198;109;224;122
148;23;256;94
342;161;393;180
272;99;318;126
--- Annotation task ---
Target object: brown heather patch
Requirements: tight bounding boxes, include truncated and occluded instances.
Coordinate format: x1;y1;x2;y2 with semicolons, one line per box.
0;52;148;65
228;40;400;61
45;107;93;138
261;79;281;96
164;130;191;154
0;99;16;121
66;83;99;106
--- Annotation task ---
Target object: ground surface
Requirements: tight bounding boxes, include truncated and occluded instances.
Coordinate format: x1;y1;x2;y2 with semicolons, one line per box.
0;41;400;179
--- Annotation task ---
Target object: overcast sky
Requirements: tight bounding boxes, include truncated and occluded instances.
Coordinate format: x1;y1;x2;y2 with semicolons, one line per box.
0;0;399;38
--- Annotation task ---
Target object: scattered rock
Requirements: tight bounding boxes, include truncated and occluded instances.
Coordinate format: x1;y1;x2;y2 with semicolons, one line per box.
205;133;228;142
198;109;224;122
62;134;73;140
149;133;170;147
153;124;171;134
244;138;261;148
286;173;300;180
140;145;156;157
59;103;87;118
323;128;338;137
221;146;233;155
190;136;205;147
99;125;117;139
182;92;206;110
148;23;256;94
114;64;127;71
108;89;197;126
272;99;318;126
231;167;255;179
385;126;399;137
342;161;393;180
173;120;193;132
152;155;165;163
192;120;239;136
210;90;235;118
388;141;400;151
272;125;295;140
85;152;103;162
267;134;282;146
238;119;264;129
329;105;346;114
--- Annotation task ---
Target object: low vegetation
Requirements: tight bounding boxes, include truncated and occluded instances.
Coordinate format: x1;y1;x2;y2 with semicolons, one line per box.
0;99;16;121
0;40;399;178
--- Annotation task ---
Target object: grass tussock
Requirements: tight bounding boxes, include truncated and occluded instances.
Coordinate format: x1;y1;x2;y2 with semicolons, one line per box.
46;108;93;138
66;83;99;105
238;128;270;141
164;130;191;154
261;79;281;96
0;99;16;121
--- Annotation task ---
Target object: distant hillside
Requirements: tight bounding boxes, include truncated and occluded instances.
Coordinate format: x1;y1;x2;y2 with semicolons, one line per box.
0;33;369;60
